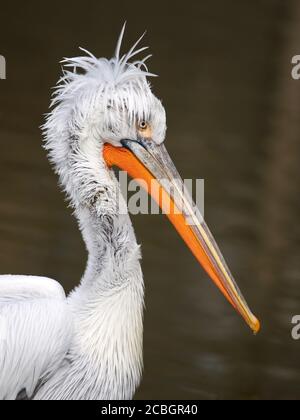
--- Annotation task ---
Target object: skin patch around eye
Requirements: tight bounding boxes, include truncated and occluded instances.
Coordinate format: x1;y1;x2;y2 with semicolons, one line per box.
137;123;153;139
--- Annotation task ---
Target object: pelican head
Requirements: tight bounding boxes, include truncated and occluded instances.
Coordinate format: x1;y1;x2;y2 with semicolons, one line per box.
43;25;260;334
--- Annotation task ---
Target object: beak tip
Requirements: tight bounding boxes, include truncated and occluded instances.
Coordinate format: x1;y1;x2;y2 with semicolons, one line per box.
250;315;261;335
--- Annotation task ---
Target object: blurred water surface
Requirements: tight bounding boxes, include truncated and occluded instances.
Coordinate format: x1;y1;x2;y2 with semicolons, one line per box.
1;0;300;399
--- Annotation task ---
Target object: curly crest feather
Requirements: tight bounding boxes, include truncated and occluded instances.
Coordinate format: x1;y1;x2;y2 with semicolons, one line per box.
49;23;157;123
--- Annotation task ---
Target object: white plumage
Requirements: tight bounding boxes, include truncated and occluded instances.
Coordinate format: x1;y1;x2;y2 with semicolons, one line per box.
0;25;164;400
0;276;73;399
0;23;260;400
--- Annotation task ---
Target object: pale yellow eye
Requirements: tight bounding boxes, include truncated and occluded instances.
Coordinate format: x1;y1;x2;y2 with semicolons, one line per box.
138;121;148;131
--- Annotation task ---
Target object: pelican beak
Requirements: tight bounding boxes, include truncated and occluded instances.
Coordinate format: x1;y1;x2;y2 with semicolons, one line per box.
103;138;260;333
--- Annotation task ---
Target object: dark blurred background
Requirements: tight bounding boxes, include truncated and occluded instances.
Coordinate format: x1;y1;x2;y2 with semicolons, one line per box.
1;0;300;400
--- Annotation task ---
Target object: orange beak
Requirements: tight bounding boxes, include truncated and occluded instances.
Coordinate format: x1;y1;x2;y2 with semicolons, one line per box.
103;139;260;334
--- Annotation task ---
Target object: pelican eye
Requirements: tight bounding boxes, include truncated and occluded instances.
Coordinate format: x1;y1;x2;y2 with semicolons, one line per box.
138;121;148;130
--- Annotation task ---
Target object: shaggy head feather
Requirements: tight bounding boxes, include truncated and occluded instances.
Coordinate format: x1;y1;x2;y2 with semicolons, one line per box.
43;24;167;210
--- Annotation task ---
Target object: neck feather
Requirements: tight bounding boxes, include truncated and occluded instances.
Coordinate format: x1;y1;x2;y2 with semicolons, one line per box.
63;179;145;400
37;198;145;400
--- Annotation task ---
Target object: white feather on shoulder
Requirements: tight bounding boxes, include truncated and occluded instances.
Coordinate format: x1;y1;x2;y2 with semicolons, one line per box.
0;276;74;400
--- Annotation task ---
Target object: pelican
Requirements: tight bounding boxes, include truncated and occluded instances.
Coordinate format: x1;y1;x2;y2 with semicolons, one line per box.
0;26;260;400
